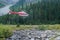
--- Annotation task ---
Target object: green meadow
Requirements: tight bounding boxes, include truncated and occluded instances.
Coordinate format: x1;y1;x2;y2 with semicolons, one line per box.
0;24;60;32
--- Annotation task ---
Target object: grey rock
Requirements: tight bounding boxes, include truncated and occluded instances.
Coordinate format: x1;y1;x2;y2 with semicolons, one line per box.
7;30;60;40
55;36;60;40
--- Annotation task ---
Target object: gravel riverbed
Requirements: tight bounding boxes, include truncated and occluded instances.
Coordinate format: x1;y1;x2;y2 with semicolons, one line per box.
6;30;60;40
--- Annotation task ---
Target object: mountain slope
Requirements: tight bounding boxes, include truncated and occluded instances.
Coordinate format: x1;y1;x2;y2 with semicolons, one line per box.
10;0;41;12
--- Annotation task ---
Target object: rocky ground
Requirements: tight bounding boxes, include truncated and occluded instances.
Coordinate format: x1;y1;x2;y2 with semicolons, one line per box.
6;29;60;40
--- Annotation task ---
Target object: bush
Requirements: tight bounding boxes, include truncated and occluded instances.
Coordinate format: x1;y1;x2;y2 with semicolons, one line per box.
2;29;12;38
0;29;12;40
16;24;20;27
38;25;47;30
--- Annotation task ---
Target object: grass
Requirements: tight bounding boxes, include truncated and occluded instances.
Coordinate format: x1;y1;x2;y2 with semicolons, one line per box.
0;24;33;31
37;24;60;30
0;24;60;31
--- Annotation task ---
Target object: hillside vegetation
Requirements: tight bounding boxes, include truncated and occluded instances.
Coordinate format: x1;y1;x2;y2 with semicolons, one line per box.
0;0;60;24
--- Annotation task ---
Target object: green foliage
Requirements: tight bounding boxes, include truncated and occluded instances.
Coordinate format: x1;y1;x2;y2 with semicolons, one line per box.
0;3;5;8
38;25;47;30
2;29;12;38
0;29;12;40
16;23;20;27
